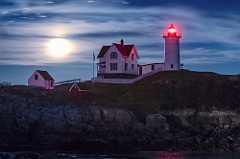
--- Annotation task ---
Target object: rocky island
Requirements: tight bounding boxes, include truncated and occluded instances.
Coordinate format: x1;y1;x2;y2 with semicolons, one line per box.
0;70;239;152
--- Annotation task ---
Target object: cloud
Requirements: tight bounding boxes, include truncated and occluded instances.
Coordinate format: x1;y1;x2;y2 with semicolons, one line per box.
0;0;16;7
0;0;239;71
0;0;239;85
69;31;147;39
0;29;55;40
125;0;239;11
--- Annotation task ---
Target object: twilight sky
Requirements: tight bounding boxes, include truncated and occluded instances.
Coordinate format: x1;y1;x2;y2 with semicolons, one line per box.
0;0;239;85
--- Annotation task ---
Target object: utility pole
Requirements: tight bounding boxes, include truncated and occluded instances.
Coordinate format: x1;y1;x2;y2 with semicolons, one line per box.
93;52;95;84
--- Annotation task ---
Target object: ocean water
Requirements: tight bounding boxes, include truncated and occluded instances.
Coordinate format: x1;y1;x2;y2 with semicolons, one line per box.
1;151;240;159
137;151;240;159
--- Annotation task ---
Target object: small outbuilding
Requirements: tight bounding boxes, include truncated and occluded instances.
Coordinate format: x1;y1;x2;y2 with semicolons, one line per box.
28;70;55;89
69;82;91;102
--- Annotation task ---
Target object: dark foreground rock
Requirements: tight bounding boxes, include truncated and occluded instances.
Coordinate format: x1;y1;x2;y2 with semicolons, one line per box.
161;109;240;152
0;85;239;152
0;86;169;152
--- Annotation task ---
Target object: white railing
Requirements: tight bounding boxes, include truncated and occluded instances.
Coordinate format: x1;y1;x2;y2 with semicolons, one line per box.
91;78;133;84
55;78;81;86
132;68;163;82
91;68;164;84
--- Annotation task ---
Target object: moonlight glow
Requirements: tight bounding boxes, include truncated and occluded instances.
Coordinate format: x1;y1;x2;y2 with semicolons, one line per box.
47;38;74;58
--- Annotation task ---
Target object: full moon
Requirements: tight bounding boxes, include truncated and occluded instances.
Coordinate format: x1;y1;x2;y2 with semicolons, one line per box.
46;38;73;58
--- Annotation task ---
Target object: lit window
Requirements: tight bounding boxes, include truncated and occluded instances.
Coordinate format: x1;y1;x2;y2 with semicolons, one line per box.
131;64;134;69
110;63;117;71
35;75;38;80
110;52;118;59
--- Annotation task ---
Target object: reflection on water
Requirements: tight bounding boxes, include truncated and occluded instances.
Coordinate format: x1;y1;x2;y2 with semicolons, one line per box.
137;151;240;159
156;151;184;159
138;151;185;159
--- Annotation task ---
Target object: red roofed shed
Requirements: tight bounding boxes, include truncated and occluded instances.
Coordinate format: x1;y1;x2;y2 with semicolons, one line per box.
69;83;91;102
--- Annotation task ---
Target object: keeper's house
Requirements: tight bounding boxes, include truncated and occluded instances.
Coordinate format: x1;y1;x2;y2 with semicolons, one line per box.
97;39;140;78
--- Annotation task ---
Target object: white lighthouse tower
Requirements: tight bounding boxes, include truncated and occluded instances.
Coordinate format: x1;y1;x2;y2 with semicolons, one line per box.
162;24;181;70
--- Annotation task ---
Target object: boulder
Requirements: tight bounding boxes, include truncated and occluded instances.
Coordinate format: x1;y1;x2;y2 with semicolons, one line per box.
146;114;166;129
90;107;102;123
145;114;169;137
114;109;134;124
101;108;115;123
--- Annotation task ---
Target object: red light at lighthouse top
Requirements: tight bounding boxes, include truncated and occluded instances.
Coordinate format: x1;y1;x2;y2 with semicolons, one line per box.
168;24;177;34
162;24;181;38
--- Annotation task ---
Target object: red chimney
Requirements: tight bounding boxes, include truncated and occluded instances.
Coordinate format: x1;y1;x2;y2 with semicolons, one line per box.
121;39;124;45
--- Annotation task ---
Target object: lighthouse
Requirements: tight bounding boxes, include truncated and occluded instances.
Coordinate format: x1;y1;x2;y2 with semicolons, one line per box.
162;24;181;70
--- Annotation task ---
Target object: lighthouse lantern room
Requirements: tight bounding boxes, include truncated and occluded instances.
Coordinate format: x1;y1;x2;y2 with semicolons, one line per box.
162;24;181;70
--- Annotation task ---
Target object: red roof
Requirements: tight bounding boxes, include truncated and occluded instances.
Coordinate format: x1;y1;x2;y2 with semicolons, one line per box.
97;43;135;58
113;43;128;57
69;83;91;91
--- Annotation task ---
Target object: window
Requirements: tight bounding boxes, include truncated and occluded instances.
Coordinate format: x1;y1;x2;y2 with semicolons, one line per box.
131;64;134;69
110;52;118;59
125;63;128;71
139;67;142;75
34;75;38;80
51;81;53;87
151;64;155;70
110;63;117;71
131;54;134;61
171;64;173;68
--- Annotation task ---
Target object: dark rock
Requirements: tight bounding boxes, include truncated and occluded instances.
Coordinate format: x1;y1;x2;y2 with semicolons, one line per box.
0;85;239;152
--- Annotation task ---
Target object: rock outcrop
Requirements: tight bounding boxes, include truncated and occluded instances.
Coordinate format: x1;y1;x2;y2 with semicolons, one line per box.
0;86;169;151
162;109;240;152
0;85;239;152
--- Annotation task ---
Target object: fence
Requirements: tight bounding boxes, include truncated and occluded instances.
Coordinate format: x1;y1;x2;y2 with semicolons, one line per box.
91;78;133;84
55;78;81;86
91;68;163;84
